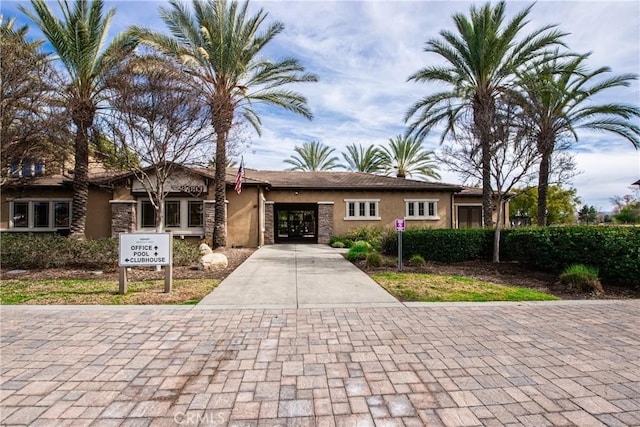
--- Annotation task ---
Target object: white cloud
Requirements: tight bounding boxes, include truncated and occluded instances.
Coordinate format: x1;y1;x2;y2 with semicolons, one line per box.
4;0;638;210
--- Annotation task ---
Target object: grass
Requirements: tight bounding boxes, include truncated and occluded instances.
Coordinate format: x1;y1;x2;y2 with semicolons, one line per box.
372;273;558;302
0;278;220;305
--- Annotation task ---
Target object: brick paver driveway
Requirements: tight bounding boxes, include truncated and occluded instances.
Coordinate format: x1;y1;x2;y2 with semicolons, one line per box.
1;301;639;426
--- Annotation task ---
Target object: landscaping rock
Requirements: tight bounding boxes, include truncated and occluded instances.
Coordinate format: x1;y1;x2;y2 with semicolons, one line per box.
198;253;228;271
7;269;28;275
199;243;214;256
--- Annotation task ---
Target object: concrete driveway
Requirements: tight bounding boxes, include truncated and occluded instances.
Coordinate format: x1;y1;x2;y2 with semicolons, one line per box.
198;244;402;309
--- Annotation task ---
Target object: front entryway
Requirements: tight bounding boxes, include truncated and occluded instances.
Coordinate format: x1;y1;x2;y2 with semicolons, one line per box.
274;203;318;243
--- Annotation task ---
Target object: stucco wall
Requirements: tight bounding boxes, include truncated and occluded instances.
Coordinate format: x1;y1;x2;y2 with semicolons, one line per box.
226;187;260;247
265;189;456;236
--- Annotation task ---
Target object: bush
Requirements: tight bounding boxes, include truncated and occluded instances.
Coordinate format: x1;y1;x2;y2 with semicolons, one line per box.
503;226;639;288
365;251;382;268
345;240;373;262
329;236;353;248
560;264;603;294
408;254;426;267
0;233;200;269
382;228;494;263
331;241;345;249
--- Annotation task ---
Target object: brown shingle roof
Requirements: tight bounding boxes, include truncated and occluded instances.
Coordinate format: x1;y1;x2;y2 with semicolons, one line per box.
231;169;462;192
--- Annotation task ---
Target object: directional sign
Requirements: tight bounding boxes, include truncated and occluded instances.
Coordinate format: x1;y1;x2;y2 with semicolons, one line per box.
119;233;171;267
395;218;406;232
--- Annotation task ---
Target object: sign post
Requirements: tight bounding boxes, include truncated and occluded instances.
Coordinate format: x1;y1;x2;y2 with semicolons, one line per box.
395;219;405;272
119;233;172;294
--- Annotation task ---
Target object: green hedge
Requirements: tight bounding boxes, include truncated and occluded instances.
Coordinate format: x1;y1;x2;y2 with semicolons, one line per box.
381;228;494;263
0;234;200;270
502;226;639;287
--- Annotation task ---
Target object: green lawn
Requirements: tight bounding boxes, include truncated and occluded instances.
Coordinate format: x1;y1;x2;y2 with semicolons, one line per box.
373;273;558;302
0;278;219;305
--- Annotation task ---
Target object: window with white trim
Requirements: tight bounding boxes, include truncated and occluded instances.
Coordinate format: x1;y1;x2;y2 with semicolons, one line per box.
344;199;380;220
138;199;204;234
9;199;71;230
405;199;439;220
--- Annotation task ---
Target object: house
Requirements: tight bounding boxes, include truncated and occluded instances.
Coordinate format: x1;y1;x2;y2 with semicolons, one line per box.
1;165;509;246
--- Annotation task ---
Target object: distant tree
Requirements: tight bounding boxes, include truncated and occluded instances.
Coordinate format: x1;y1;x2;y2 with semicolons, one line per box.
103;54;214;232
381;135;440;180
129;0;318;247
510;185;580;225
515;52;640;226
0;16;71;178
611;193;640;224
578;205;598;225
341;143;385;173
19;0;137;238
284;141;343;171
406;1;566;226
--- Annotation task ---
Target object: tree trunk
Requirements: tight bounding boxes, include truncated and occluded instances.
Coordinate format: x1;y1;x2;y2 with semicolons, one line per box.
536;142;553;226
69;104;95;239
473;94;495;228
492;197;503;263
211;95;233;248
155;183;165;233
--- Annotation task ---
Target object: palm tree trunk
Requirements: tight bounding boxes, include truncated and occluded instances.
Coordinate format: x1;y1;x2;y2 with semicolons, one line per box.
69;111;93;239
474;94;495;227
213;130;227;248
536;136;553;226
212;95;233;248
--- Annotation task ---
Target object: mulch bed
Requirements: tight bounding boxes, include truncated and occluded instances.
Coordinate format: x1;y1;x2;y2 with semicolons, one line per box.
1;248;256;282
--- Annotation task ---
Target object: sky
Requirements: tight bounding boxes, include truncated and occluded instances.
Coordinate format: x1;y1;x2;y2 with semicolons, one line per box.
2;0;639;211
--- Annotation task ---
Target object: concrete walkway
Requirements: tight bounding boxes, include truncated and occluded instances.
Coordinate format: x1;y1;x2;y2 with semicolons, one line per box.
198;244;402;309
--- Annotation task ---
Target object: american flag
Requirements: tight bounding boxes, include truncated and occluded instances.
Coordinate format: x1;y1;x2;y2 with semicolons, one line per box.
234;158;244;194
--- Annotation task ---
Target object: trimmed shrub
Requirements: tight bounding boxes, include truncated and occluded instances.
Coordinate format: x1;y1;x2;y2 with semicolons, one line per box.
365;251;382;268
503;226;639;288
345;241;372;262
408;254;426;267
560;264;603;294
331;241;345;249
0;233;200;269
329;236;353;248
382;228;494;263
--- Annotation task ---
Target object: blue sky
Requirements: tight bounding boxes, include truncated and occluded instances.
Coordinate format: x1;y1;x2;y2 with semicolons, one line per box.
3;0;639;211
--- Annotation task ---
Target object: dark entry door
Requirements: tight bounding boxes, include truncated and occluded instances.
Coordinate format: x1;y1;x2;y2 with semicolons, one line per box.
458;206;482;228
275;204;318;243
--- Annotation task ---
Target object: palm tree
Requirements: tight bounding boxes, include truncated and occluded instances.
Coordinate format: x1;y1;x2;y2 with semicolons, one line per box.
341;143;385;173
516;53;640;226
130;0;317;247
19;0;136;238
284;140;343;171
405;1;565;226
380;135;440;181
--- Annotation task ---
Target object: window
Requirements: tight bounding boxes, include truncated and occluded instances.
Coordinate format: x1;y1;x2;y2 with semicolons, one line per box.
344;199;380;220
405;199;439;220
8;160;45;177
188;201;203;227
138;199;204;233
9;200;71;229
165;201;181;228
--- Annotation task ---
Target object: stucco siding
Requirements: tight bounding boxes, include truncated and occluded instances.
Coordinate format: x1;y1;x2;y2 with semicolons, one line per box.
226;187;260;247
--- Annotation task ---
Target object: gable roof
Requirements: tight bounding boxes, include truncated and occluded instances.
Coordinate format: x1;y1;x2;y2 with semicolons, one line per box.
634;179;640;186
233;169;463;192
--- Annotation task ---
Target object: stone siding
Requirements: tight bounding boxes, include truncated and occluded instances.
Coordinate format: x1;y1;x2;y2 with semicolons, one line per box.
265;202;275;245
110;201;136;237
317;202;334;244
204;201;216;246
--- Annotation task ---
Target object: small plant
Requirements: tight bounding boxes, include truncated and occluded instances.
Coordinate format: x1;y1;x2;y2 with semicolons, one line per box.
329;236;353;248
331;241;345;249
365;251;382;268
559;264;603;294
345;241;373;262
408;255;426;267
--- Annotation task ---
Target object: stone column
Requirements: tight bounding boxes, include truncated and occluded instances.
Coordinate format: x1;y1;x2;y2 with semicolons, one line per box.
317;202;334;244
203;200;216;246
109;201;136;237
264;201;275;245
